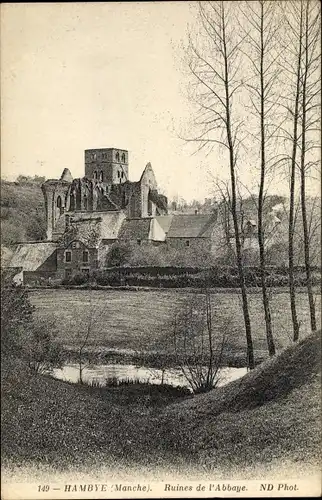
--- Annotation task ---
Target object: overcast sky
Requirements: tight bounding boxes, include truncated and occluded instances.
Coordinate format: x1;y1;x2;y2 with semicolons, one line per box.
1;2;320;202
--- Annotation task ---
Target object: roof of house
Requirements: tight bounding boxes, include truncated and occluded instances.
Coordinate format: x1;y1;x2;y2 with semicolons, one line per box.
167;214;217;238
118;218;151;241
9;242;57;271
155;215;174;234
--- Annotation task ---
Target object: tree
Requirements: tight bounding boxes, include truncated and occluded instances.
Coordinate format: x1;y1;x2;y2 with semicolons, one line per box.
279;1;304;342
184;1;255;368
1;271;63;374
23;318;63;374
240;0;279;356
105;242;132;283
279;0;320;339
172;287;227;393
298;0;320;332
1;271;34;357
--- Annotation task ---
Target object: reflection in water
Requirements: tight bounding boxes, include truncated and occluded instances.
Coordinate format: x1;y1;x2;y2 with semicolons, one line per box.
52;363;247;389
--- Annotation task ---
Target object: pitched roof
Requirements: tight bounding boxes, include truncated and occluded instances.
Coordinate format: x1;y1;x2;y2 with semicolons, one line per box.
118;218;151;241
155;215;173;234
9;242;57;271
167;214;217;238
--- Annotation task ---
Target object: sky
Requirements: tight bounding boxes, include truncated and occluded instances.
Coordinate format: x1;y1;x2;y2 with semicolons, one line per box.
1;2;320;202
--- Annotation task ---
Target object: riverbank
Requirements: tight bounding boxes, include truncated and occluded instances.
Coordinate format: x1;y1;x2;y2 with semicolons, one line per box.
2;331;321;479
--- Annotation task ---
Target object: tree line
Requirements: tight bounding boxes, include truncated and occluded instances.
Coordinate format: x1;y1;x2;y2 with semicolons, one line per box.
183;0;320;367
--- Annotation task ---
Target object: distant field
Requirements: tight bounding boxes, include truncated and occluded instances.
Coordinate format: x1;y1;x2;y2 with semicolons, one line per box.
29;288;321;364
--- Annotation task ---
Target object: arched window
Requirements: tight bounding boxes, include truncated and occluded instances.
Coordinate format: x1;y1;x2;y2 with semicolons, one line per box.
121;153;126;163
70;193;75;211
94;170;97;180
99;170;104;182
116;151;120;162
56;196;62;208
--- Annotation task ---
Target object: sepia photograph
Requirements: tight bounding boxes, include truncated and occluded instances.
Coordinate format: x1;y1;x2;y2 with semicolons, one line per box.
1;1;321;498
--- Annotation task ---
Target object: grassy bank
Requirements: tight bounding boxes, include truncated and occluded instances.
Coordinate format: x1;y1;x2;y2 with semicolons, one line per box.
29;288;321;366
2;331;321;478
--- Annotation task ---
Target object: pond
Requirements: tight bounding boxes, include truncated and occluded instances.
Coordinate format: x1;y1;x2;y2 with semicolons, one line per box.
51;363;248;389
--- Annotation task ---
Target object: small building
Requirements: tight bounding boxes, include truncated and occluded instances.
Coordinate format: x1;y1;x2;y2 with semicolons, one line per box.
166;213;218;252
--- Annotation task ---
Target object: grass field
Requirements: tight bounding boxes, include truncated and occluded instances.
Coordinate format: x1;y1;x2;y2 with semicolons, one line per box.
29;288;321;365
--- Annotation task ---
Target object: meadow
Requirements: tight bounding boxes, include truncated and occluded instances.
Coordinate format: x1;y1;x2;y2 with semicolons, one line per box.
30;288;321;366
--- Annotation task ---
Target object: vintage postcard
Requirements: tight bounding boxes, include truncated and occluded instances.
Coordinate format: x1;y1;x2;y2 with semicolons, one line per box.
1;1;321;499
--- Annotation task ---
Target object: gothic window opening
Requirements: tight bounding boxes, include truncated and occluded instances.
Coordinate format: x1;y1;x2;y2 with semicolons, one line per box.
116;152;120;162
57;196;62;208
99;170;104;182
94;171;98;180
148;198;153;216
84;195;88;211
70;193;75;211
121;153;125;163
65;250;72;263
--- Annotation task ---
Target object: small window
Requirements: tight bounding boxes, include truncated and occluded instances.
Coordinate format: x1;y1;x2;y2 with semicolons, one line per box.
65;251;72;262
185;240;190;247
99;170;104;182
94;171;97;180
121;153;126;163
121;171;124;179
57;196;62;208
137;239;141;246
83;250;89;263
93;153;97;160
116;152;120;162
65;215;70;229
117;171;120;178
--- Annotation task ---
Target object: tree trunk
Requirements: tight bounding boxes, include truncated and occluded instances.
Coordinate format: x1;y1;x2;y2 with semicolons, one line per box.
300;0;317;331
288;2;303;342
222;6;255;369
258;0;276;356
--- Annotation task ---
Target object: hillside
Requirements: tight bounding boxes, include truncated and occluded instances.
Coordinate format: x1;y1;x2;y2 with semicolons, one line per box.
0;179;46;247
155;330;321;474
2;331;321;479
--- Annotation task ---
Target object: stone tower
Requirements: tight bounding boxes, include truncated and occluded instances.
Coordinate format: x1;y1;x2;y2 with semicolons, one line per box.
84;148;129;184
41;168;73;241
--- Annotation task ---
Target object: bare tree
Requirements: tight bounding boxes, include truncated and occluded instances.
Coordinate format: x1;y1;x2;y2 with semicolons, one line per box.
184;1;255;369
74;290;96;384
172;288;227;393
298;0;320;332
238;0;281;356
279;0;320;339
279;0;304;341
